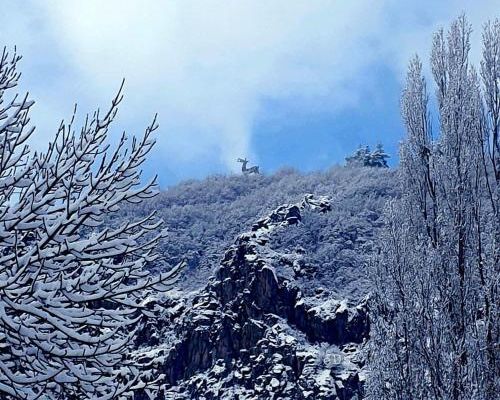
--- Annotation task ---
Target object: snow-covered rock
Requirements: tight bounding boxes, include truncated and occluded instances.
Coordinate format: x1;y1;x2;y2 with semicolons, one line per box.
134;195;368;399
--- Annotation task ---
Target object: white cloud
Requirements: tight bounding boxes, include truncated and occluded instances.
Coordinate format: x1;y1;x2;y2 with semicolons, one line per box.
1;0;498;174
19;1;390;169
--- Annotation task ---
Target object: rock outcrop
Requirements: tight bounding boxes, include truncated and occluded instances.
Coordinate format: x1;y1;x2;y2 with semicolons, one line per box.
134;195;369;399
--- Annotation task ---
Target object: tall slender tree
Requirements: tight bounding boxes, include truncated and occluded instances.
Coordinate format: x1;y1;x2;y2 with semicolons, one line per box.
367;16;499;400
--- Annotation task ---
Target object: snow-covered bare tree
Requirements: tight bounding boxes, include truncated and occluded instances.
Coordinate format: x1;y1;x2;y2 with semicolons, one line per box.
0;48;183;399
367;16;499;400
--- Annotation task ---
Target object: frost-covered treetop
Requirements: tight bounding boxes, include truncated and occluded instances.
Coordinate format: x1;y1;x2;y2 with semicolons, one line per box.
345;144;389;168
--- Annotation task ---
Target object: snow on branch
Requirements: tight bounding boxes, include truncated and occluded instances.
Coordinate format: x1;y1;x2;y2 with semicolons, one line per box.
0;47;182;399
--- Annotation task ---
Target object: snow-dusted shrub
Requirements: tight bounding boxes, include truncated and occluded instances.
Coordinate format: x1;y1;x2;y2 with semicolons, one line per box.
0;49;181;399
345;144;389;168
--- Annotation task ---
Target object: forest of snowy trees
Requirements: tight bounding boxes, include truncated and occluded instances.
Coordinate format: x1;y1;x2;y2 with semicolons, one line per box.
0;14;498;400
367;17;499;399
121;165;396;295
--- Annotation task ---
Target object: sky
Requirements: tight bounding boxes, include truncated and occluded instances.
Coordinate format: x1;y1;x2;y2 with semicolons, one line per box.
1;0;498;187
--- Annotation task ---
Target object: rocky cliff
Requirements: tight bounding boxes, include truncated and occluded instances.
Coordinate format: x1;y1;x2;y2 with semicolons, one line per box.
134;195;369;399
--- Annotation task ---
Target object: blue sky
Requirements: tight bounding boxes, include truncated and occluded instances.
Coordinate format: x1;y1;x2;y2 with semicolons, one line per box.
1;1;498;187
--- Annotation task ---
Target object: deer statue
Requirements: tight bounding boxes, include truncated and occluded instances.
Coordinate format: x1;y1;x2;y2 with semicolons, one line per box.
237;158;260;175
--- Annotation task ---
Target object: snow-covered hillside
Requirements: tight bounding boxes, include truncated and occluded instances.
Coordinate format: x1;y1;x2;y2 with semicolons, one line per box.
122;166;397;399
121;166;397;299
